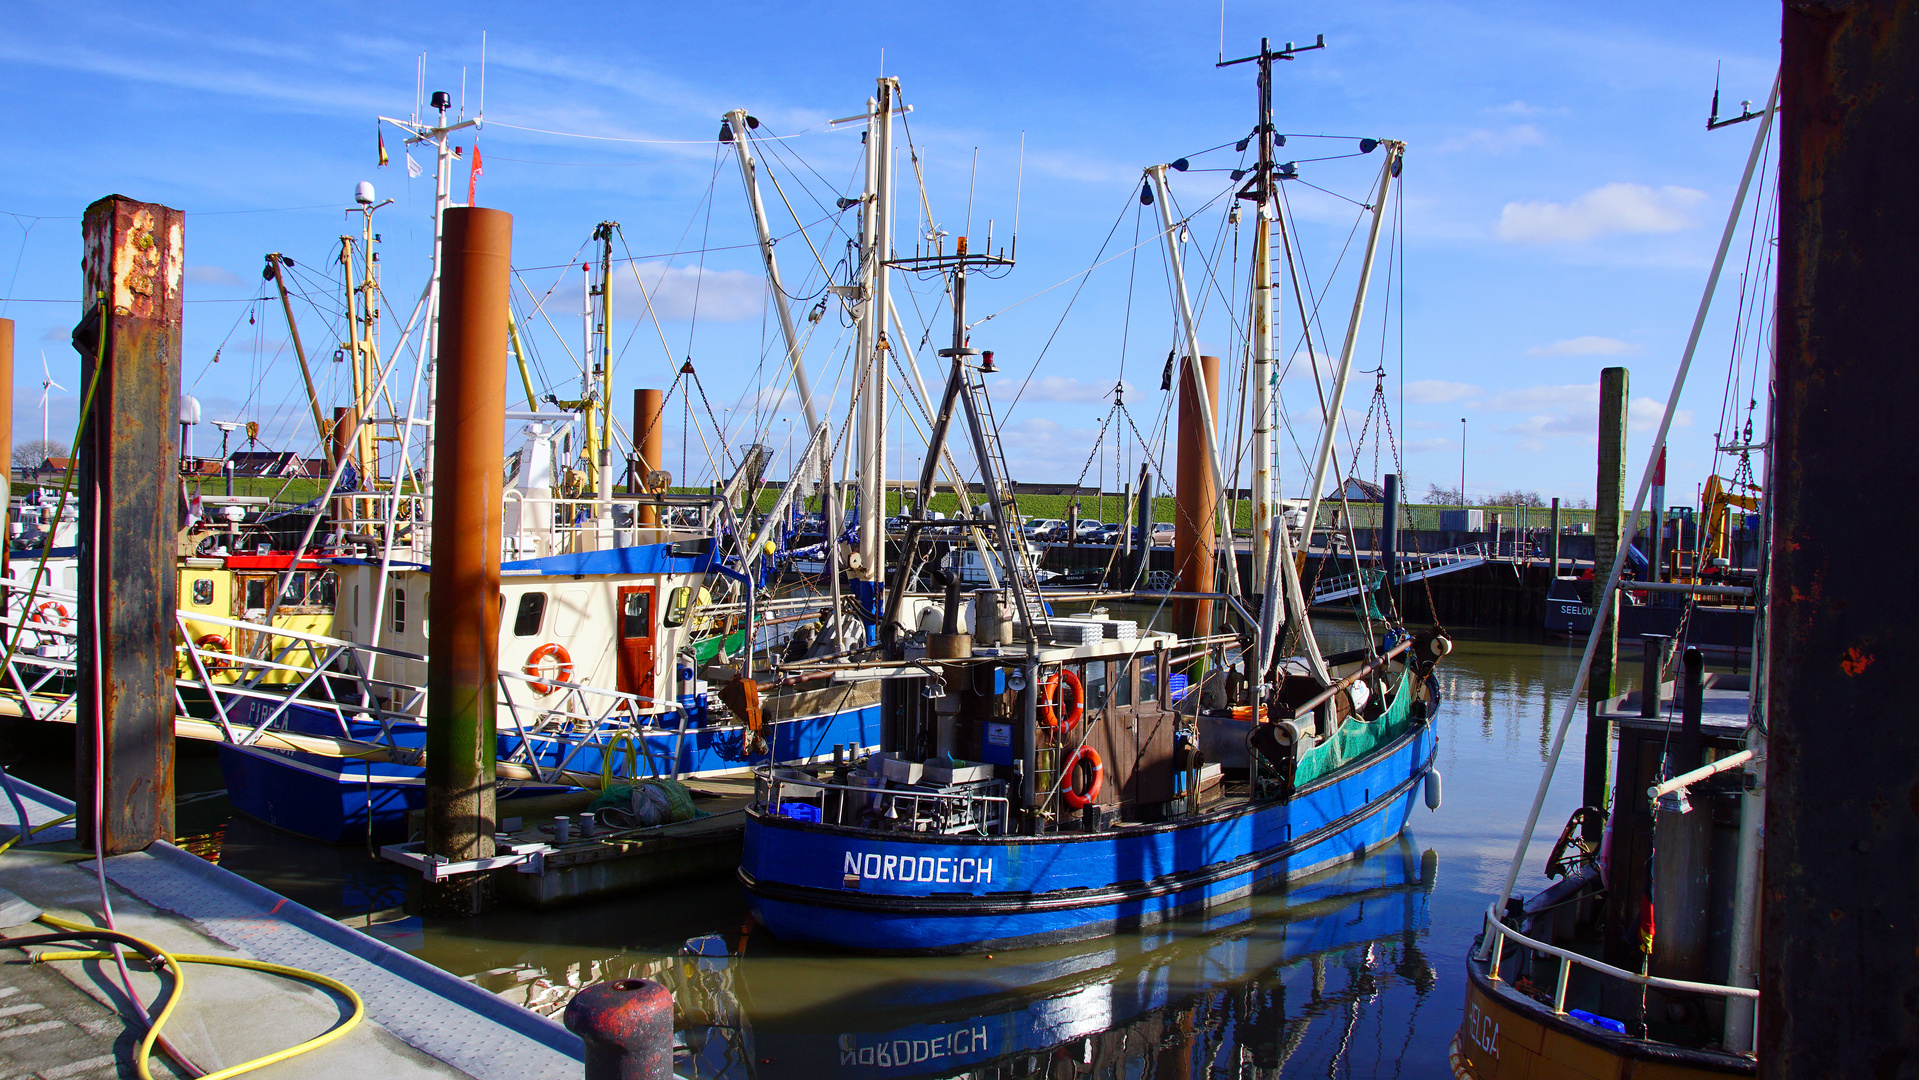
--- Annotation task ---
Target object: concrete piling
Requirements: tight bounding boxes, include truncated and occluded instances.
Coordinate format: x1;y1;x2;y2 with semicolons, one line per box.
73;197;184;856
419;206;512;917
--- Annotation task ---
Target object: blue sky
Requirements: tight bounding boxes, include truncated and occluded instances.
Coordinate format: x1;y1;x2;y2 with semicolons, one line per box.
0;2;1780;506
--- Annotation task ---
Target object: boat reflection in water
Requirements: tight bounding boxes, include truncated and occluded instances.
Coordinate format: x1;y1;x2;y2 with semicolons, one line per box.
474;837;1438;1079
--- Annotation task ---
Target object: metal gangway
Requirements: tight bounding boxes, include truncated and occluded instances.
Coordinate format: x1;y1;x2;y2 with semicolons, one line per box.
1310;541;1495;605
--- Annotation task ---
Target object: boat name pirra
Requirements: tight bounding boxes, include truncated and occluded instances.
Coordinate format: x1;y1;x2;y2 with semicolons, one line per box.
844;851;994;885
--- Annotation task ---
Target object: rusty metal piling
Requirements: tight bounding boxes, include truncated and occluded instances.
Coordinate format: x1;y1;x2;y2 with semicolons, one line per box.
633;388;664;525
419;206;512;917
1173;355;1220;640
74;197;184;855
1766;4;1919;1070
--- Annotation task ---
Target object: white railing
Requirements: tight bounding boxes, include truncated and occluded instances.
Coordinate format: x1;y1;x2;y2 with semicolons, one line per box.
1479;904;1759;1054
1311;541;1495;604
754;765;1010;836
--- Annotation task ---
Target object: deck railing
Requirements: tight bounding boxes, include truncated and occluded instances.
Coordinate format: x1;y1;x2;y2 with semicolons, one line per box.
754;765;1010;836
1479;903;1759;1054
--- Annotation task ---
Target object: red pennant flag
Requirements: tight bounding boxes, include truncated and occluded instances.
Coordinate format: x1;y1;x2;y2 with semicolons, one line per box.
378;126;388;168
467;143;483;205
1637;899;1656;954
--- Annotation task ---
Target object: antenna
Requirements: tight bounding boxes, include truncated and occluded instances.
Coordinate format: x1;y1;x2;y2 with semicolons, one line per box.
460;66;467;121
964;147;979;245
1012;130;1025;260
1218;0;1226;64
1217;32;1325;68
1706;62;1765;130
479;31;487;120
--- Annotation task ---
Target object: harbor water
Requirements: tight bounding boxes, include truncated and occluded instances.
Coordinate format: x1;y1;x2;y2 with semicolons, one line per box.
9;615;1606;1078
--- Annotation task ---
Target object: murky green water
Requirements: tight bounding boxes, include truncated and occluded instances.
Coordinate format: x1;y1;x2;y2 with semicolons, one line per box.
16;616;1635;1078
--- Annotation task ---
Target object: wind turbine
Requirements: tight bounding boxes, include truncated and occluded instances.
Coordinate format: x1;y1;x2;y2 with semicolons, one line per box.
38;351;66;460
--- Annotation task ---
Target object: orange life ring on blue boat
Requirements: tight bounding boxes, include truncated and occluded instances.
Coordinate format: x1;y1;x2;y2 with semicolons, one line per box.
1040;668;1084;732
524;642;574;695
1062;745;1103;809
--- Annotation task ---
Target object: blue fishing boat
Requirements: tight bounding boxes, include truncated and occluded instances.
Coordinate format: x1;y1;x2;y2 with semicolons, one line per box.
736;61;1446;954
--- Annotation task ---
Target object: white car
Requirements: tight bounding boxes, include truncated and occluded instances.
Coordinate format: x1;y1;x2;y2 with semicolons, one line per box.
1022;518;1063;538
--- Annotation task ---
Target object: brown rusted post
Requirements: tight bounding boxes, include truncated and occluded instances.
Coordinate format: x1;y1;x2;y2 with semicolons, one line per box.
1766;4;1919;1071
1585;365;1626;837
420;206;511;917
1173;355;1219;640
633;387;663;525
74;197;183;855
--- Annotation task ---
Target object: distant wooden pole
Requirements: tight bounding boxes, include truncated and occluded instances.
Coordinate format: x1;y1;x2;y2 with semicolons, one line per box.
75;197;183;855
1586;366;1628;832
1549;497;1561;576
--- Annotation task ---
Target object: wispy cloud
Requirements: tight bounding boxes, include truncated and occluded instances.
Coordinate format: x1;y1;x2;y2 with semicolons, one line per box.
1487;100;1546;117
1496;183;1707;243
186;265;243;287
1435;124;1545;154
1526;335;1643;357
991;375;1129;404
612;262;764;322
1404;379;1482;404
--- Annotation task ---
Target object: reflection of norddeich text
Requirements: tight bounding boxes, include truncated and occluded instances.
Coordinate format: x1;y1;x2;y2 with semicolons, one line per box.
843;851;994;884
840;1026;989;1068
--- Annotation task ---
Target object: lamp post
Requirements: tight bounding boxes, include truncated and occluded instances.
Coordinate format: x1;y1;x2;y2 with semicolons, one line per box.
1459;417;1468;506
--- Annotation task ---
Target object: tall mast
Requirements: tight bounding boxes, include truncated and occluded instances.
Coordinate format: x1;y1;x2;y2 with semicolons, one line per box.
592;220;615;515
853;80;897;620
724;107;842;644
1249;40;1278;596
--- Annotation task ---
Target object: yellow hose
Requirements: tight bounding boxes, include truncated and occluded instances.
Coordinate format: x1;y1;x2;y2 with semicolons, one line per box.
34;913;364;1080
0;812;76;855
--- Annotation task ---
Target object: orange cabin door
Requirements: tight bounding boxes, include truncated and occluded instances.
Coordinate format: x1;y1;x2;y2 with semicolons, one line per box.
616;586;657;703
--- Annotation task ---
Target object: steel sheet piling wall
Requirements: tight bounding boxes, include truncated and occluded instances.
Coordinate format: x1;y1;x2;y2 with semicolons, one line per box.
421;207;512;916
1174;356;1220;641
1767;3;1919;1071
75;197;183;855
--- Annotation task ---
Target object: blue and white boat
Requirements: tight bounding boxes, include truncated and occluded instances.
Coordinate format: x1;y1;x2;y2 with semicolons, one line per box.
735;67;1447;954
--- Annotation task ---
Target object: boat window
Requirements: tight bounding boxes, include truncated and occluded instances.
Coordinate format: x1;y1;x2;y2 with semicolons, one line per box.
622;591;651;639
280;573;306;604
1082;662;1108;712
392;588;406;634
1114;658;1133;707
513;592;547;637
307;571;336;608
1139;653;1160;704
244;578;269;611
191;579;214;606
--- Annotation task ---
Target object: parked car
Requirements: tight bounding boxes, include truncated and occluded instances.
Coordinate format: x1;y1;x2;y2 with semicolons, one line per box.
1148;522;1176;546
1023;518;1064;539
1092;522;1126;544
1073;519;1106;539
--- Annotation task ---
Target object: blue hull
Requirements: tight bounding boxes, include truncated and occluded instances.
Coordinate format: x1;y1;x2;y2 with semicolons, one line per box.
219;702;881;844
740;716;1436;953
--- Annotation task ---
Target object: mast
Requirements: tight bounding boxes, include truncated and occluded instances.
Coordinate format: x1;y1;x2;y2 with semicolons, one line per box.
852;80;897;624
724;108;842;643
592;220;615;518
1146;164;1244;610
1249;39;1278;596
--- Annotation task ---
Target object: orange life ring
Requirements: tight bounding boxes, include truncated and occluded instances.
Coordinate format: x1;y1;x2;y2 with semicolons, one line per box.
1039;668;1085;732
32;601;69;630
1062;745;1103;809
195;633;233;672
524;642;574;694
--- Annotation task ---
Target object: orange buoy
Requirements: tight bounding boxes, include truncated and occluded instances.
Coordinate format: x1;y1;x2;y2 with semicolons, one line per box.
1039;668;1085;732
524;642;574;694
1062;745;1103;809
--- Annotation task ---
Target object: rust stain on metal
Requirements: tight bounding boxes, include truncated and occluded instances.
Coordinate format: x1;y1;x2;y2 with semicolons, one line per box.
1839;647;1874;676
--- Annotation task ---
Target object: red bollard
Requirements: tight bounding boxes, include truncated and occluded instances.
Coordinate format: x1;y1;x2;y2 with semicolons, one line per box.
564;978;675;1080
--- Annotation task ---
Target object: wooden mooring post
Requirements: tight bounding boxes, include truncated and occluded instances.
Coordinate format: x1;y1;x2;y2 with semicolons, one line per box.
1585;366;1627;837
74;197;184;855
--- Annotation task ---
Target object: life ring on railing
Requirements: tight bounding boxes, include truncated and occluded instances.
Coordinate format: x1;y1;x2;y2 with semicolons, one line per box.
195;634;234;672
1039;668;1084;732
524;642;574;695
1061;745;1103;809
32;601;70;631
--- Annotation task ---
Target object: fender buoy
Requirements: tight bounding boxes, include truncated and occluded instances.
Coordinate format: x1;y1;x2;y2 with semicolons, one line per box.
1039;668;1085;732
195;633;233;672
1424;768;1443;811
32;601;69;630
1062;745;1103;809
524;642;574;694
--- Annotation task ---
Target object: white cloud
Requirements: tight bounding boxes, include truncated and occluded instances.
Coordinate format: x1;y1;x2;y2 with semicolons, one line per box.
1629;395;1690;433
1487;100;1545;116
1526;335;1643;357
1404;379;1482;404
992;376;1129;404
1496;183;1707;243
1484;383;1596;412
611;262;764;322
1435;124;1546;154
186;265;243;287
1405;437;1453;452
1481;383;1691;439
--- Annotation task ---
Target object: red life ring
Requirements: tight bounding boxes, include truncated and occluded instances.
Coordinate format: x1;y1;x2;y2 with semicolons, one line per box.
524;642;574;694
195;633;233;672
1062;745;1103;809
1040;668;1085;732
32;601;69;630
